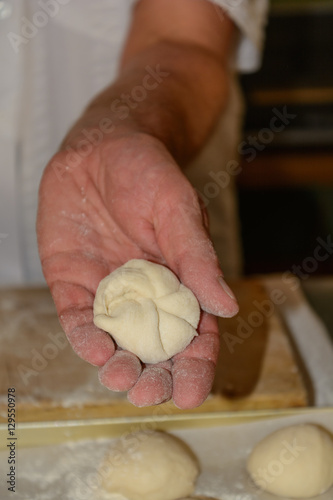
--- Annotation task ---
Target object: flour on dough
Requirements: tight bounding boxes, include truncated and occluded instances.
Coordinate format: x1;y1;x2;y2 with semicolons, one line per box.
93;259;200;363
100;430;199;500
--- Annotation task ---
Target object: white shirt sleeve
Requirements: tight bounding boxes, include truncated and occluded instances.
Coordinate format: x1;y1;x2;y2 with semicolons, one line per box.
128;0;269;72
210;0;269;72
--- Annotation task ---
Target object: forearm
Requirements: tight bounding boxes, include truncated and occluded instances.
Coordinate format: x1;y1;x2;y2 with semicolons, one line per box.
123;41;230;161
65;40;231;165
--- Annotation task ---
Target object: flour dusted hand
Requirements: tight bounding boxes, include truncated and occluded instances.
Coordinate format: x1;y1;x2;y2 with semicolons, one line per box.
93;259;200;364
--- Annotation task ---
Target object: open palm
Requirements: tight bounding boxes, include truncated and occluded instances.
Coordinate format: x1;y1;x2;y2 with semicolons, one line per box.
37;133;238;409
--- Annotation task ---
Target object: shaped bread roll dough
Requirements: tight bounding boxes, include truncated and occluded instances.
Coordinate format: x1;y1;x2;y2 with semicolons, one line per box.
93;259;200;363
100;430;199;500
247;424;333;498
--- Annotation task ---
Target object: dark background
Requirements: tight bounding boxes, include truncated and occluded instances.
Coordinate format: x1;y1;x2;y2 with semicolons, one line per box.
237;0;333;276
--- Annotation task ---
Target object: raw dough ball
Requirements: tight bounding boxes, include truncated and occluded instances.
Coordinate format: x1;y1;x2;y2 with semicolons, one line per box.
93;259;200;363
100;430;199;500
247;423;333;498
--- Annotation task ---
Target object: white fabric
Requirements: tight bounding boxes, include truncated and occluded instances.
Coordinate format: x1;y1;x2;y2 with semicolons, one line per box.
0;0;268;285
213;0;269;71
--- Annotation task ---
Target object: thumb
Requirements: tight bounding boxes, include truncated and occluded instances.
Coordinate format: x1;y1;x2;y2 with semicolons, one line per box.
155;182;239;317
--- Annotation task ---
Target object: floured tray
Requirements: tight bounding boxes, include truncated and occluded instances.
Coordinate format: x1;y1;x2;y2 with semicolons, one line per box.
0;278;310;423
0;408;332;499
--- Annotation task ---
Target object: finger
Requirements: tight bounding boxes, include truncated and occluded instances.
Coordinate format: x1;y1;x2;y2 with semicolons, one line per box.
65;311;115;367
51;279;115;367
98;350;142;392
155;180;239;317
172;313;219;409
172;358;215;409
128;365;172;407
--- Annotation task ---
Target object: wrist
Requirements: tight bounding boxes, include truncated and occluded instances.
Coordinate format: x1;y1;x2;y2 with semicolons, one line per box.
61;41;229;165
118;41;230;163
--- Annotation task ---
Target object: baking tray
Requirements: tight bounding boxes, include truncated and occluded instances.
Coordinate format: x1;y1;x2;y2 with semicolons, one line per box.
0;407;332;449
0;407;332;499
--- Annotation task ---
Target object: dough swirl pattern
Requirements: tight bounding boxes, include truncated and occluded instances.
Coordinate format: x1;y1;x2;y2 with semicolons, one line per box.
93;259;200;363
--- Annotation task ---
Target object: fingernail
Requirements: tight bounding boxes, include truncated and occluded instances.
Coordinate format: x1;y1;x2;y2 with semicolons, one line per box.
218;276;237;301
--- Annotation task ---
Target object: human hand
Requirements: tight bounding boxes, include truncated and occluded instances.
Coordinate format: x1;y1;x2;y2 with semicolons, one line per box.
37;130;238;409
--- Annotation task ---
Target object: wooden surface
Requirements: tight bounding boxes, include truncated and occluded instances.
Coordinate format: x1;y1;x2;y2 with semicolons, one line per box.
0;279;310;423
